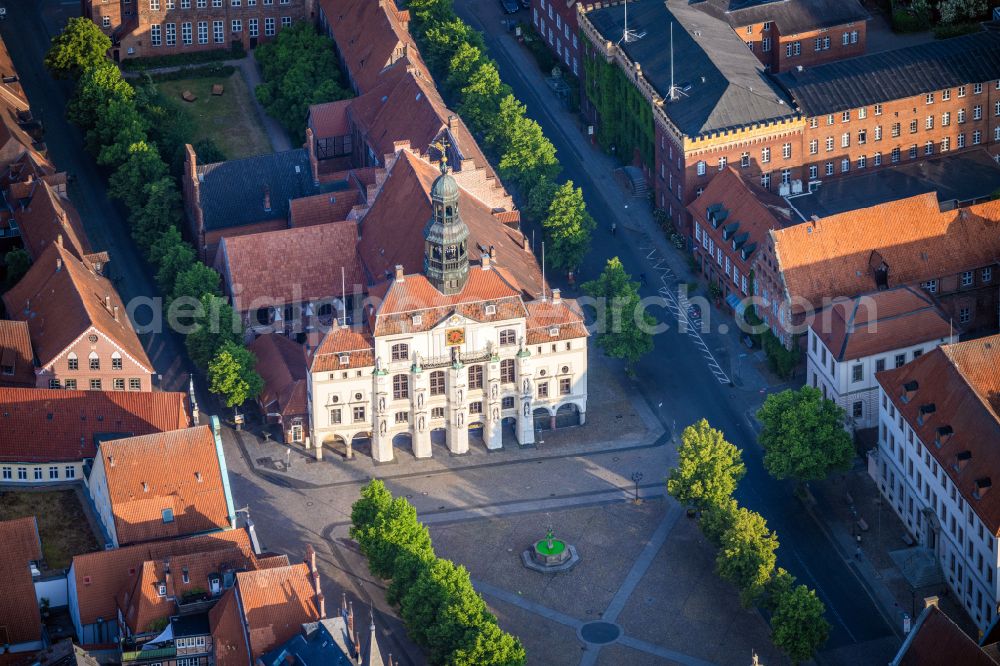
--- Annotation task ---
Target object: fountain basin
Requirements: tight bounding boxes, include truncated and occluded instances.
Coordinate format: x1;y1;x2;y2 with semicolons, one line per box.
522;538;580;573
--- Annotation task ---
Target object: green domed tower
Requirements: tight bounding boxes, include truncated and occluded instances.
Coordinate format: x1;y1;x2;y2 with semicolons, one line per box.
423;158;469;295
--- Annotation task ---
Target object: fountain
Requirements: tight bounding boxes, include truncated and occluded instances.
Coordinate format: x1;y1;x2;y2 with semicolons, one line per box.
522;525;580;573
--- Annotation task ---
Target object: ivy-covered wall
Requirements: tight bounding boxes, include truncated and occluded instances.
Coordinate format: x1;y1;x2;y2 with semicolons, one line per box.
582;43;655;168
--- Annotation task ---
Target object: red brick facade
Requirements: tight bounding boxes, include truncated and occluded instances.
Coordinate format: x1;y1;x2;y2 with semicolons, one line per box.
531;0;582;75
650;80;1000;236
740;20;867;73
84;0;312;60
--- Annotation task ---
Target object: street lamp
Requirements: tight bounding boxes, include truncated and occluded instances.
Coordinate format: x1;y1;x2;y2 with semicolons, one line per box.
631;471;644;504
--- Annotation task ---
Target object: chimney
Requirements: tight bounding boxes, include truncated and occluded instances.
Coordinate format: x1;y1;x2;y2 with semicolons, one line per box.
347;602;355;651
108;454;115;468
56;257;62;272
481;252;491;270
552;288;561;305
104;294;111;311
306;544;316;573
263;186;272;213
56;233;63;248
113;306;119;322
447;114;456;129
142;481;149;492
185;144;198;182
394;264;405;281
317;592;326;619
522;235;530;252
342;592;348;617
923;596;939;609
305;127;319;186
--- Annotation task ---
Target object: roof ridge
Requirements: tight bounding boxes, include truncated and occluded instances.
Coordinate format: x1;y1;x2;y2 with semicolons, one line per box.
943;340;1000;423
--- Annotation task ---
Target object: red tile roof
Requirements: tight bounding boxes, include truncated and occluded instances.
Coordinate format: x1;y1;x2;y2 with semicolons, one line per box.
371;268;526;337
318;0;429;94
877;335;1000;533
2;243;153;372
71;529;257;630
210;587;251;666
895;603;997;666
219;221;365;314
310;325;374;372
249;333;309;420
0;388;190;463
357;151;542;297
11;179;91;261
525;297;589;344
0;319;35;388
772;194;1000;313
813;286;952;362
308;99;350;137
288;190;361;227
98;426;232;545
0;517;42;646
235;563;321;659
688;166;790;269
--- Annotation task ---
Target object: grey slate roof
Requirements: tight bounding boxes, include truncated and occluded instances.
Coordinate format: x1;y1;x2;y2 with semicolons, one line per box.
694;0;869;35
196;149;345;232
788;149;1000;221
586;0;796;137
776;29;1000;115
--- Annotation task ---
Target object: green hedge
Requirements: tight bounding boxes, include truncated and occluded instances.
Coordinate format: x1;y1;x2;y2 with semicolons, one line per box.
935;21;982;39
148;63;237;82
120;43;245;71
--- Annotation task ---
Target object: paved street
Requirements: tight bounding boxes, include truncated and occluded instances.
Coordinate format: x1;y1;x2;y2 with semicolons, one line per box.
4;0;900;662
452;0;898;660
1;0;192;392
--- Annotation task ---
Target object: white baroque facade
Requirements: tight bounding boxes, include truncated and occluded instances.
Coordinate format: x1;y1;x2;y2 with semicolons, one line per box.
871;336;1000;631
306;165;588;462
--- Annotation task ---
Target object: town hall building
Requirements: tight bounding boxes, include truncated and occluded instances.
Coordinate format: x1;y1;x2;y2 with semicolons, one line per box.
307;162;588;462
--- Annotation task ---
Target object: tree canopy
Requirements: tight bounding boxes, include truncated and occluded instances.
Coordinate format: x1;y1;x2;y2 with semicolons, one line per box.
770;580;830;663
207;341;263;408
716;506;779;607
541;181;594;273
255;21;351;143
583;257;655;374
44;17;111;80
667;419;745;512
757;386;854;483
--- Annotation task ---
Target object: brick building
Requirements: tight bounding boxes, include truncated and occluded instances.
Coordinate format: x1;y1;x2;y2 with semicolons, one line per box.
531;0;584;75
578;2;1000;236
695;0;869;73
83;0;313;61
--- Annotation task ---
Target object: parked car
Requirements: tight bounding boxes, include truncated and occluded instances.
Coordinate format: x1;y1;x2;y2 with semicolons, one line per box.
501;0;520;13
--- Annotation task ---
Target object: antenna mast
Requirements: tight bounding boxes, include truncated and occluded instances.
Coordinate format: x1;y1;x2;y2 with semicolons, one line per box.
619;0;642;44
666;22;688;101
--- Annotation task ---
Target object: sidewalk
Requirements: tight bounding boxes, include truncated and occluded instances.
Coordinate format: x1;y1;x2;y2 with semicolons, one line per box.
491;30;792;402
230;350;666;489
811;465;975;639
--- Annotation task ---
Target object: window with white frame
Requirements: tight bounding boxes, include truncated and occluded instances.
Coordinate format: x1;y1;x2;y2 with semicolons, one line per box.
826;136;834;151
150;24;161;46
696;160;706;176
760;171;771;189
922;279;938;294
182;22;192;44
874;125;882;140
973;130;982;145
150;0;159;9
232;19;241;32
782;143;791;159
809;139;818;154
958;133;966;148
961;271;974;287
265;17;275;35
841;158;849;173
761;146;770;163
718;156;727;171
942;136;950;152
166;23;176;46
974;82;983;94
841;132;849;148
182;0;190;6
249;18;258;37
974;105;983;120
925;141;933;155
960;307;971;324
857;154;866;169
213;20;223;42
825;162;833;175
873;152;882;166
281;16;291;27
198;21;208;43
808;165;818;179
102;16;110;27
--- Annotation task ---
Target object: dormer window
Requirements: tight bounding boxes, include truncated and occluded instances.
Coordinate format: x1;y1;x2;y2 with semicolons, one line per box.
917;403;936;426
901;380;918;403
412;315;423;326
157;583;167;597
339;354;350;366
182;568;190;584
485;304;497;316
935;425;953;448
722;222;739;241
953;450;972;472
975;477;992;500
549;327;559;337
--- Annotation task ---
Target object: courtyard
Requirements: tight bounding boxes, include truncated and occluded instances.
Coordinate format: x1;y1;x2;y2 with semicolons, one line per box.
0;487;102;570
157;70;272;160
428;499;789;665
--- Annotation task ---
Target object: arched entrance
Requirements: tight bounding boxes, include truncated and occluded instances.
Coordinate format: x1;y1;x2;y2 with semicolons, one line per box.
533;407;552;431
555;403;582;428
392;432;414;458
351;432;371;459
430;427;447;451
321;434;349;458
468;422;485;450
501;416;517;446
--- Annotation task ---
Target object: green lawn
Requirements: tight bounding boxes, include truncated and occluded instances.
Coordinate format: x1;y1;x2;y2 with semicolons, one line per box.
0;489;102;570
158;72;272;160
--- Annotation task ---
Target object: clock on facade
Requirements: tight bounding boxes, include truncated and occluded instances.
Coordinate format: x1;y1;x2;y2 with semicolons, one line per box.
445;328;465;346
